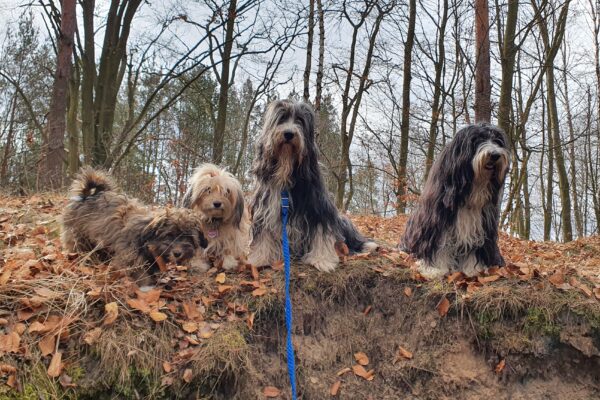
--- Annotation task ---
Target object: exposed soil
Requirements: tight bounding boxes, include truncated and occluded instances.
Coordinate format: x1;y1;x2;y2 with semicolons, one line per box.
0;194;599;399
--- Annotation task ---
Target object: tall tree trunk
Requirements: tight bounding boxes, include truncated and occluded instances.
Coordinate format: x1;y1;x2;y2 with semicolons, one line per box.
314;0;324;114
536;0;572;241
212;0;238;165
41;0;77;189
397;0;416;214
543;87;554;241
0;93;18;185
561;47;583;237
303;0;314;103
80;0;95;165
474;0;491;122
67;62;80;177
497;0;518;134
424;0;448;179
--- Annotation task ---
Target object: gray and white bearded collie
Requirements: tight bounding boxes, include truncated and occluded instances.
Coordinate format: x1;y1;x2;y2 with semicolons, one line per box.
401;123;510;279
181;163;250;271
248;99;377;272
62;168;208;283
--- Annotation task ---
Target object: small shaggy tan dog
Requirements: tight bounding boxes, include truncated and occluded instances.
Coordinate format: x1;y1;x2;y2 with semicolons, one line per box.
181;163;250;271
62;168;208;284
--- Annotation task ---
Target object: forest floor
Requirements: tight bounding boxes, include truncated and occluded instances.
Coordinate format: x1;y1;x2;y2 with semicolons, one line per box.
1;194;600;399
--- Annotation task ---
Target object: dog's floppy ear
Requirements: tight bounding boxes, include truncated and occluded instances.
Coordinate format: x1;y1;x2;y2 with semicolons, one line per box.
231;187;245;228
195;228;208;248
181;187;193;208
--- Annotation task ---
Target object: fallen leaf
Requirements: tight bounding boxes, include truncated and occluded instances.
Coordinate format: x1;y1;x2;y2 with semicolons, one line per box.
0;269;12;285
495;359;506;374
182;301;203;321
59;373;76;388
47;352;62;377
352;364;375;381
149;311;168;322
38;335;56;356
403;287;413;297
263;386;281;397
594;287;600;300
446;271;465;283
0;318;7;325
436;296;450;318
217;285;233;293
354;352;369;366
136;288;162;304
182;322;198;333
0;332;20;353
215;273;226;284
163;361;172;373
103;302;118;325
330;380;341;396
397;346;413;360
0;364;17;374
477;275;500;284
363;305;372;315
246;312;255;330
548;271;565;286
182;368;193;383
127;298;151;314
6;373;17;389
83;328;102;345
252;287;268;297
251;264;260;280
336;367;352;376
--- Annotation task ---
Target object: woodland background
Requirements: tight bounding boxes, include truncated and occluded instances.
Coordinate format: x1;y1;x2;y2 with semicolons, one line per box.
0;0;597;242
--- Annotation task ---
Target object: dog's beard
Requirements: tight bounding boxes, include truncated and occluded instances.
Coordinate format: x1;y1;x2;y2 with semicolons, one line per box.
273;143;297;188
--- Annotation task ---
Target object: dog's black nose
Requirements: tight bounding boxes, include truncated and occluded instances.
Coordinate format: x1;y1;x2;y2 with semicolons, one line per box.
490;153;501;162
283;130;294;141
173;251;182;259
213;201;222;208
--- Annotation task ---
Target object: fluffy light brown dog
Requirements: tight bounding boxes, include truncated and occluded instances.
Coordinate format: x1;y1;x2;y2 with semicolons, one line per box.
181;163;250;271
62;168;208;284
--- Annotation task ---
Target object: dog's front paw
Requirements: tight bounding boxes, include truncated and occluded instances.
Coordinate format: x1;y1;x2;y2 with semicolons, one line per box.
417;260;448;280
309;259;338;273
222;255;238;271
190;254;211;273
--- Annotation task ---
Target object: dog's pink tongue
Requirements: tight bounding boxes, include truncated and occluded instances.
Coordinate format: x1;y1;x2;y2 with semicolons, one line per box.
207;230;219;239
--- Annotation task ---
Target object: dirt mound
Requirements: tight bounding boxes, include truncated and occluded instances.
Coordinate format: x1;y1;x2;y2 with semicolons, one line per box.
1;194;600;399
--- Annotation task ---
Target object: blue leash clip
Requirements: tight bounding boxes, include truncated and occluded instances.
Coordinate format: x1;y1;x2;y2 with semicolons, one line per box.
281;190;297;399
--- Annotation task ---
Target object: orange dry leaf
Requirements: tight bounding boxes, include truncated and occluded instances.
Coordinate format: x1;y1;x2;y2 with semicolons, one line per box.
215;273;226;284
38;335;56;356
127;298;151;314
0;269;12;285
182;301;203;321
149;311;168;322
182;368;193;383
252;287;268;297
6;374;17;388
330;380;342;396
0;364;17;374
0;332;21;353
263;386;281;397
337;367;352;376
136;288;162;304
548;271;565;286
352;364;375;381
103;302;118;325
162;361;172;373
437;296;450;318
83;328;102;345
404;287;413;297
594;287;600;300
446;271;465;283
217;285;233;293
251;264;260;280
354;352;369;366
246;312;255;330
477;275;500;284
495;359;506;374
397;346;413;360
47;352;62;377
182;322;198;333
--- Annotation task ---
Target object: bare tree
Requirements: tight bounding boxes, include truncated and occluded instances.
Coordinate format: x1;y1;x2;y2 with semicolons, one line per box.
40;0;76;189
303;0;315;103
474;0;491;122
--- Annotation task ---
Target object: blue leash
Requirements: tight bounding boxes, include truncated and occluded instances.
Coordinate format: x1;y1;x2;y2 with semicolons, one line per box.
281;190;298;399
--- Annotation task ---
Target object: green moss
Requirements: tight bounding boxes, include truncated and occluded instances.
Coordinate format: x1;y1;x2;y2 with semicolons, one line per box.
524;307;559;338
475;310;497;340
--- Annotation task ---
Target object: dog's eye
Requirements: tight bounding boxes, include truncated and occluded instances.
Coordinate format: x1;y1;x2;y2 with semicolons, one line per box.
226;188;231;195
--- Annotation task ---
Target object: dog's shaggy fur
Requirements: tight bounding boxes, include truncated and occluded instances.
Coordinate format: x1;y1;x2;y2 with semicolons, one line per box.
181;163;250;271
401;123;510;279
62;168;208;284
249;99;377;272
